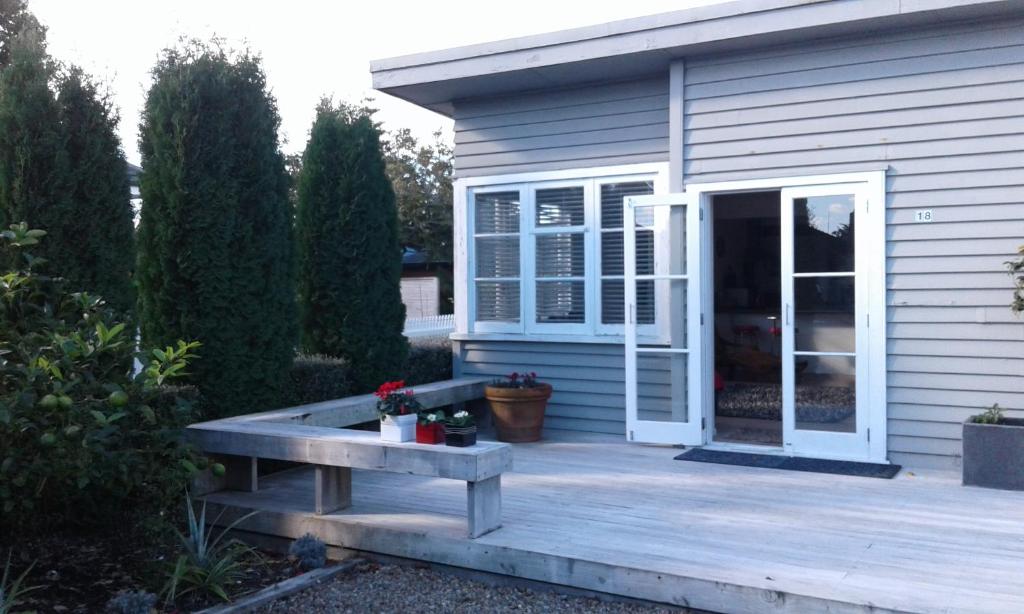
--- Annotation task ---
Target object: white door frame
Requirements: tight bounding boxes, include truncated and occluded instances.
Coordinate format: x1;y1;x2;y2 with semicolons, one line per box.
690;171;888;464
624;192;703;445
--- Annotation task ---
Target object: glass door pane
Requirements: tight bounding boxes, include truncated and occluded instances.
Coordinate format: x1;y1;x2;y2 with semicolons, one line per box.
781;186;868;460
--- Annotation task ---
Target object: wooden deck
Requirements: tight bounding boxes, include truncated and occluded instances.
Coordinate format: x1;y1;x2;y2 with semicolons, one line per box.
204;431;1024;614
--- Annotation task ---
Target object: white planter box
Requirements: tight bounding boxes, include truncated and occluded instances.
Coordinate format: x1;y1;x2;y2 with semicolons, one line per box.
381;413;417;443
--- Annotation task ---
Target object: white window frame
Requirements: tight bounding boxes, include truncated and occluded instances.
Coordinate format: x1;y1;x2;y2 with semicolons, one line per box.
454;163;669;341
467;184;525;334
526;179;592;335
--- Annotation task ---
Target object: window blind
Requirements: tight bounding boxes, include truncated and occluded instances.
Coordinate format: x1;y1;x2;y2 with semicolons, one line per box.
599;181;655;325
474;191;521;323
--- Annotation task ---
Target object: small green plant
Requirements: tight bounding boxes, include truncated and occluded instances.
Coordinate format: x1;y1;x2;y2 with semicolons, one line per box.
446;409;475;428
490;370;541;389
288;533;327;571
418;409;446;426
163;492;259;605
971;404;1005;425
104;589;158;614
0;552;39;614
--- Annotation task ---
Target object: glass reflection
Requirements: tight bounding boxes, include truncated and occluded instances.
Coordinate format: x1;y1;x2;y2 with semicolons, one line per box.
794;195;854;273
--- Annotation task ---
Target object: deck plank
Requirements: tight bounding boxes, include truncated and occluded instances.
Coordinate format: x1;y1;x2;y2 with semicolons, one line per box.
203;431;1024;614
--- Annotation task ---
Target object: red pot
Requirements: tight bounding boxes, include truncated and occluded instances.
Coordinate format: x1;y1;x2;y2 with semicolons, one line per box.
416;422;445;444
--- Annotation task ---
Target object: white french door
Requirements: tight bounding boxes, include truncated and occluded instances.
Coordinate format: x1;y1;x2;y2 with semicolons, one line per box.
624;193;703;445
780;184;870;460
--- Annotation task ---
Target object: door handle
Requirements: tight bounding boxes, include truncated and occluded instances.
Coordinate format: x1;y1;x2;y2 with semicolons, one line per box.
785;303;791;325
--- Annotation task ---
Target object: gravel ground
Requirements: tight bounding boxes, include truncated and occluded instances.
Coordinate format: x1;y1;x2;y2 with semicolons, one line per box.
260;561;685;613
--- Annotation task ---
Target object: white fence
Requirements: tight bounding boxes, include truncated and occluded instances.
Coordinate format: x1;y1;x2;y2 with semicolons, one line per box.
403;314;455;339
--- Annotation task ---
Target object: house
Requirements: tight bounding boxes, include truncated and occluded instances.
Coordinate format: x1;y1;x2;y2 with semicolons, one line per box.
371;0;1024;469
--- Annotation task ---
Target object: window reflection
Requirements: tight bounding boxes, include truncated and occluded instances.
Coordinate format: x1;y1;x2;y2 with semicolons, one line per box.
794;195;854;273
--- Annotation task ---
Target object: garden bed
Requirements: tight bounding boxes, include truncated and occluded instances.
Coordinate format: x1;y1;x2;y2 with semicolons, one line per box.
3;528;305;613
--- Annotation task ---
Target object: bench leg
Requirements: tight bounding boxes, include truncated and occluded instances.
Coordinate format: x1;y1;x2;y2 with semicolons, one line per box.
193;454;258;495
467;475;501;538
314;466;352;515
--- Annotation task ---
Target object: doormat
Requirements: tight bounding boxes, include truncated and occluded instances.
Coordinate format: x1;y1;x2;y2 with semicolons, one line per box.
674;448;901;479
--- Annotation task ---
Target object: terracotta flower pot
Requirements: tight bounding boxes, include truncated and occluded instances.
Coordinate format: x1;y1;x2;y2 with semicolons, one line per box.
485;383;552;443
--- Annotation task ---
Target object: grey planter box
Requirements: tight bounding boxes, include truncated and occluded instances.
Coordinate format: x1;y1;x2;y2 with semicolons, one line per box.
962;418;1024;490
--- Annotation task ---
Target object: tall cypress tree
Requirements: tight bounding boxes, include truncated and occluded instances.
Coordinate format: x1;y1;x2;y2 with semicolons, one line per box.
56;67;135;316
137;43;296;416
0;29;69;268
296;101;407;391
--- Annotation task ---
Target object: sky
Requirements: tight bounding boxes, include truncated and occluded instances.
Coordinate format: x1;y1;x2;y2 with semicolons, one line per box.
33;0;726;165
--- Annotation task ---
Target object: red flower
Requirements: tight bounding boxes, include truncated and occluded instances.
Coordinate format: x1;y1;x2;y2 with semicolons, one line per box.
375;380;407;399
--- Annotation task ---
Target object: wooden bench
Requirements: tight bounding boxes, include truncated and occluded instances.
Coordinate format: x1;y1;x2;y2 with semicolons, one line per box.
186;377;512;538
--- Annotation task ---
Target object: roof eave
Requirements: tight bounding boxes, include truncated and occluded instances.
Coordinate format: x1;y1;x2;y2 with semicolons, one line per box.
369;0;1022;115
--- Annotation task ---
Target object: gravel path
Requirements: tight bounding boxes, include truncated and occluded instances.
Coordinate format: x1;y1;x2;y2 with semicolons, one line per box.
259;561;684;613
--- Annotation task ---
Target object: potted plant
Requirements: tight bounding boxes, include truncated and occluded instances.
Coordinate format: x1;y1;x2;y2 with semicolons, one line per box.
416;409;447;444
963;404;1024;490
444;410;477;447
485;371;552;442
376;380;420;443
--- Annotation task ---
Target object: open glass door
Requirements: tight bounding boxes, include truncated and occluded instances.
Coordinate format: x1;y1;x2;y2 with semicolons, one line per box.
780;184;869;460
624;193;703;445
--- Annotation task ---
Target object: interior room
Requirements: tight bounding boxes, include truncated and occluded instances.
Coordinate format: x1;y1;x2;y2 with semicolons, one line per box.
712;191;784;445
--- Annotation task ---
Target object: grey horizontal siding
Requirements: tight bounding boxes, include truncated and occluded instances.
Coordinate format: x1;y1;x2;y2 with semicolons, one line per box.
685;16;1024;469
455;340;628;435
452;77;670;178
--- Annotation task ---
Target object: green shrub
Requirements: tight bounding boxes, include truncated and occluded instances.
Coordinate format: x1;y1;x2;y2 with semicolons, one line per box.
0;224;203;534
137;41;296;417
289;354;354;405
295;100;406;392
404;342;452;386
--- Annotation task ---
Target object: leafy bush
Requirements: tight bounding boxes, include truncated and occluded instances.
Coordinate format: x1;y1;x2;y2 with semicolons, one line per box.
404;342;452;386
295;100;407;392
288;533;327;571
163;492;258;605
104;590;157;614
0;224;202;533
137;41;296;417
289;354;354;405
1008;245;1024;315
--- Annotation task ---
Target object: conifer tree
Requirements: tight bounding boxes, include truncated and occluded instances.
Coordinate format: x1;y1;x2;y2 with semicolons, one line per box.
137;43;296;415
0;29;68;269
296;101;407;391
56;67;135;316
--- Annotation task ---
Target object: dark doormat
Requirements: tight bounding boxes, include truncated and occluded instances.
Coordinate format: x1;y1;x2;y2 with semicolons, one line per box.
675;448;902;479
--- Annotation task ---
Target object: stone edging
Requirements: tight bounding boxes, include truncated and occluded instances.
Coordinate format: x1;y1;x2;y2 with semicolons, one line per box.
195;558;363;614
